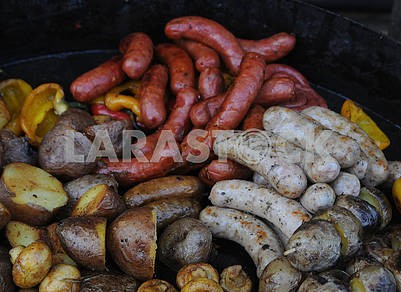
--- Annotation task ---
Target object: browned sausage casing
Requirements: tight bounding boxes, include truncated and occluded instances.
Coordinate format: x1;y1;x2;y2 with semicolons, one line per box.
190;94;225;129
120;32;154;79
139;64;168;129
156;43;195;95
199;159;252;186
70;56;125;102
198;67;225;100
207;52;266;131
255;77;295;106
175;39;221;72
165;16;244;74
242;104;265;130
238;32;296;62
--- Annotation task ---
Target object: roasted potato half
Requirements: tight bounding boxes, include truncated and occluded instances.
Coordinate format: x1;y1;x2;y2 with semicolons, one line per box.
71;184;125;219
38;264;80;292
158;218;212;271
259;256;302;292
123;175;204;208
298;270;349;292
12;241;52;288
56;216;106;271
0;163;68;225
138;279;177;292
181;278;223;292
350;265;396;292
176;263;219;289
220;265;252;292
107;207;157;281
346;256;379;275
46;223;76;266
6;221;47;248
79;272;139;292
359;187;392;230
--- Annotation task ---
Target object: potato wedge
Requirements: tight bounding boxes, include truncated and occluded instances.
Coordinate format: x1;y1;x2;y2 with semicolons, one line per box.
71;184;125;219
138;279;177;292
176;263;219;289
220;265;252;292
123;175;204;208
9;246;24;264
56;216;106;271
6;221;47;248
79;272;139;291
350;265;396;292
39;264;80;292
12;241;52;288
107;208;157;281
46;223;76;266
0;163;68;225
359;187;392;230
0;246;15;291
0;202;11;230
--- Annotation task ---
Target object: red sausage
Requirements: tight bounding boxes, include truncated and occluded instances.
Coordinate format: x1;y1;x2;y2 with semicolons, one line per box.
190;94;225;129
199;159;252;186
139;65;168;129
206;52;266;131
198;67;225;100
175;39;220;72
242;104;265;130
156;43;195;95
238;32;296;62
120;32;154;79
70;56;125;102
165;16;244;74
255;77;295;106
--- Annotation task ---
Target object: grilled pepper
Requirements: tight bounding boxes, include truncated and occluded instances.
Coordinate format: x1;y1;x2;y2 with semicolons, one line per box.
0;79;32;135
91;104;131;121
20;83;68;145
341;99;390;150
0;100;11;129
104;81;141;120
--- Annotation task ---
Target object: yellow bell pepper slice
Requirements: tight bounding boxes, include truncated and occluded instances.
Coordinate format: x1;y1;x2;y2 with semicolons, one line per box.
104;80;141;121
0;79;32;135
0;100;11;129
341;99;390;150
392;178;401;214
20;83;68;145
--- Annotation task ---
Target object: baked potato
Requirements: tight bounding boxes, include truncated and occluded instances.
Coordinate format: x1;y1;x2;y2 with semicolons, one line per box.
220;265;252;292
359;186;392;230
6;221;47;248
0;129;37;166
285;220;341;272
0;202;10;230
298;270;349;292
9;246;24;264
145;198;202;229
46;223;76;266
123;175;204;208
259;256;302;292
158;218;212;271
346;256;379;275
137;279;177;292
0;163;68;225
38;108;96;179
71;184;125;219
176;263;219;289
314;206;362;258
56;216;106;271
62;174;118;216
107;207;157;281
38;264;80;292
79;272;139;292
350;265;396;292
0;246;15;292
12;241;52;288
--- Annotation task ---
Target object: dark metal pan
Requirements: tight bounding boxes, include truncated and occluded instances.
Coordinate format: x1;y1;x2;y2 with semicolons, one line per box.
1;0;401;288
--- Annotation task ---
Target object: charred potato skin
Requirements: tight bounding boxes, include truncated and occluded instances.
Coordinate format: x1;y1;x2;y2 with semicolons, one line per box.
158;218;212;271
45;223;76;266
350;265;396;292
79;273;139;292
145;198;202;229
314;206;362;258
107;207;157;281
56;216;106;271
259;256;301;292
0;202;11;230
0;246;15;292
298;270;349;292
123;175;204;208
285;220;341;272
0;130;37;167
335;195;380;234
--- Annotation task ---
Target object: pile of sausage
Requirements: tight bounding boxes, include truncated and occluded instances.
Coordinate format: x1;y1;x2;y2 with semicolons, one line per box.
69;16;328;186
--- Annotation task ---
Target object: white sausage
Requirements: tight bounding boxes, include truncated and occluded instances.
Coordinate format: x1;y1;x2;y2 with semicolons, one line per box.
253;172;271;187
302;106;388;186
199;206;283;277
263;106;360;168
300;183;336;214
208;180;311;239
330;172;360;197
